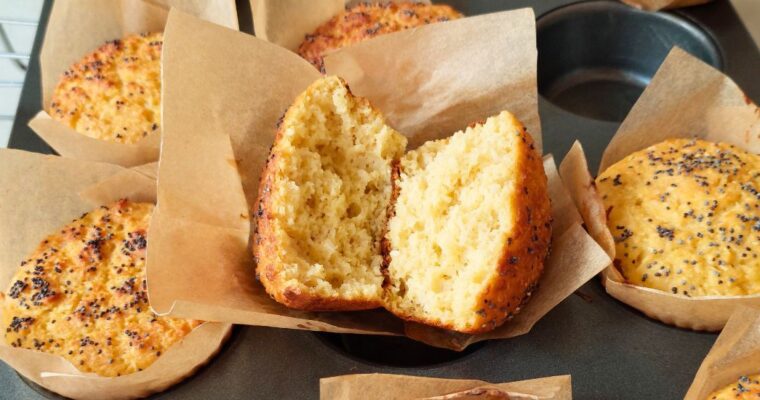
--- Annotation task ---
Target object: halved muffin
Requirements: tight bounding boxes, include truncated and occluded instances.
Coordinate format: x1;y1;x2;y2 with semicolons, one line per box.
253;76;407;311
383;111;552;334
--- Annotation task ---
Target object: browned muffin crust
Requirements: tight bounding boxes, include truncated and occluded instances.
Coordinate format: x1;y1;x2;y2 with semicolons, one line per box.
597;138;760;297
297;2;462;72
48;32;162;144
1;200;202;377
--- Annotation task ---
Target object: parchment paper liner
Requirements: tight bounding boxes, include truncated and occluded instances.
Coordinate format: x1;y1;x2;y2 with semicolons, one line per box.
560;47;760;331
320;374;572;400
250;0;430;53
27;0;238;167
620;0;713;11
0;150;232;400
148;8;610;350
684;306;760;399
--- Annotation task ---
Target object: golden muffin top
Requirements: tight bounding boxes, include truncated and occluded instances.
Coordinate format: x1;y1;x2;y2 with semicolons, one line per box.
2;200;201;377
708;374;760;399
48;32;162;144
297;2;462;72
596;138;760;297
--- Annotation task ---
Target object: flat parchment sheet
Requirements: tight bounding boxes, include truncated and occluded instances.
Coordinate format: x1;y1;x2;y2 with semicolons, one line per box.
620;0;713;11
320;374;572;400
250;0;430;52
150;9;609;350
28;0;238;167
0;150;231;400
562;47;760;331
684;306;760;400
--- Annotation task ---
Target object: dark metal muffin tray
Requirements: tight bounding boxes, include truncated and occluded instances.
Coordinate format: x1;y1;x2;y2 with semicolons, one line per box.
4;0;760;398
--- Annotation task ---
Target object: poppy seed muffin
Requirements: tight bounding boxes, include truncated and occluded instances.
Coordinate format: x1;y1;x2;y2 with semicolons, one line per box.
2;200;201;377
253;76;407;311
707;374;760;399
48;32;162;144
383;111;551;334
297;2;462;72
596;138;760;297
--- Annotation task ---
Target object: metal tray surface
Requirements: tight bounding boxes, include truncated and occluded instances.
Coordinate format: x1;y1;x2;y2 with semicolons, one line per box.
3;0;760;398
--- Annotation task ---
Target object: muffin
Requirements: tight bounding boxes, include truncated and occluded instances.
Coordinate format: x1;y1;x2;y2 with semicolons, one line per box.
297;2;462;72
2;199;201;377
253;76;407;311
596;138;760;297
384;111;551;334
707;374;760;399
253;76;551;334
48;32;162;144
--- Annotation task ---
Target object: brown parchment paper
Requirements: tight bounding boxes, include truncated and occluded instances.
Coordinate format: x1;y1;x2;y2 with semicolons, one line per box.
320;374;572;400
562;47;760;331
684;306;760;400
323;7;541;151
28;0;238;167
620;0;713;11
149;8;609;350
250;0;429;52
0;150;231;400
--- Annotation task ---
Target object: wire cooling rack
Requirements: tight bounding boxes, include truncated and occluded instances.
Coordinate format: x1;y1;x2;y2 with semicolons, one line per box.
0;17;35;121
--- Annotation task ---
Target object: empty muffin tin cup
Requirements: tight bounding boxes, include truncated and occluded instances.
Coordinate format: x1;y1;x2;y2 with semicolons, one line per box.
315;333;485;367
537;0;722;122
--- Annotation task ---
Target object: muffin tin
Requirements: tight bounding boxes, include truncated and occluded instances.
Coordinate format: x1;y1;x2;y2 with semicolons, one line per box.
4;0;760;398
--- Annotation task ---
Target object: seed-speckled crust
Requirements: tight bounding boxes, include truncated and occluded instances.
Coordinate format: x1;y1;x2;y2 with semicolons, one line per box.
1;200;202;377
297;2;462;72
596;139;760;297
48;32;162;144
384;113;552;334
707;374;760;399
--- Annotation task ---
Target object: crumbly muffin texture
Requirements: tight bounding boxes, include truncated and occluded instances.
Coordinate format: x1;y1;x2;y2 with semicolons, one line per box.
297;2;462;72
708;374;760;399
48;32;162;144
253;77;552;333
384;111;551;334
2;200;201;377
596;138;760;297
253;76;407;311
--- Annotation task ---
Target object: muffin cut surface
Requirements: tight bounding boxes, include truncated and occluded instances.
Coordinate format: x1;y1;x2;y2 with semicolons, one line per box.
384;111;552;333
253;76;407;310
